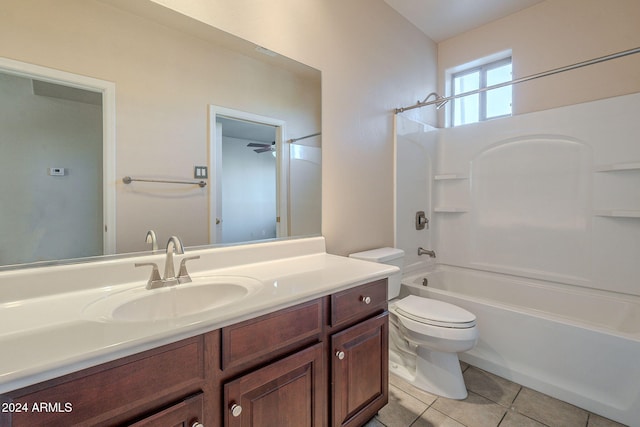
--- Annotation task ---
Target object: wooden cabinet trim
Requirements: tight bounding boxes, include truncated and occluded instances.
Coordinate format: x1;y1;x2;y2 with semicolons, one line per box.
3;337;205;427
128;393;204;427
221;298;323;373
330;279;387;327
331;312;389;427
224;342;325;427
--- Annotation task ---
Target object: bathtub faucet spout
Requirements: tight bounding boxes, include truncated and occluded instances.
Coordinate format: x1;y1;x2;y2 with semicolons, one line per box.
418;247;436;258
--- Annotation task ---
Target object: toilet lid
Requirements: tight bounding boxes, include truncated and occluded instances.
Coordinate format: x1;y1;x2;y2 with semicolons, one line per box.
395;295;476;328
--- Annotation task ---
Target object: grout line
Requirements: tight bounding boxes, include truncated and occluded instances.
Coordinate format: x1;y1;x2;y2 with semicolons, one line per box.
497;410;508;427
510;386;524;408
408;407;430;427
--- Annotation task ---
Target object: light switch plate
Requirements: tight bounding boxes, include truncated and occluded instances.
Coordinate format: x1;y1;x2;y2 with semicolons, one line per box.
194;166;208;179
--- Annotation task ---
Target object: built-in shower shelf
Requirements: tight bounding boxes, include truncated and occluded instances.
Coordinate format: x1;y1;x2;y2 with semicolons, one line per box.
434;174;468;180
433;207;468;213
594;210;640;218
594;162;640;172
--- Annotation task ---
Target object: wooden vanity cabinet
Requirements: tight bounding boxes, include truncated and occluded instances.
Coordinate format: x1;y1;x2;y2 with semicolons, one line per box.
0;336;206;427
220;299;324;373
330;313;388;427
328;279;389;427
223;343;324;426
218;280;389;427
128;393;204;427
0;279;389;427
217;298;325;426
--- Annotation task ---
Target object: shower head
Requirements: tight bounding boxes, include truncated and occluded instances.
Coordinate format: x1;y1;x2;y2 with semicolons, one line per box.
421;92;449;109
435;97;449;110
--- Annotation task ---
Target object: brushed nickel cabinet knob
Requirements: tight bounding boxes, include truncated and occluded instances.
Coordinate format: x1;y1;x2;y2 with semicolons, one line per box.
230;403;243;417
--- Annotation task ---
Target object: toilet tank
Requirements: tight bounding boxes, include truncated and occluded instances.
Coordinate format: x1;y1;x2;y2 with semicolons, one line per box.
349;247;405;299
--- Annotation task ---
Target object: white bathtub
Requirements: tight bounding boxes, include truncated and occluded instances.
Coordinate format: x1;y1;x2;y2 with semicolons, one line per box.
401;265;640;426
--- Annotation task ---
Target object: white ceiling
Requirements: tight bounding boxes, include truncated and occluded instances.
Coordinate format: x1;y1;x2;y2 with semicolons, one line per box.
383;0;545;42
217;117;276;144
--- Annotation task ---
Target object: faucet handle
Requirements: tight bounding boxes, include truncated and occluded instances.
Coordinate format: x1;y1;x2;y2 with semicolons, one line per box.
177;256;200;284
135;262;163;289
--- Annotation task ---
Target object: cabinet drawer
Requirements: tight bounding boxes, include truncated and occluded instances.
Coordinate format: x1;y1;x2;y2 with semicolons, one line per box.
331;279;387;326
3;337;204;427
128;393;203;427
222;298;323;371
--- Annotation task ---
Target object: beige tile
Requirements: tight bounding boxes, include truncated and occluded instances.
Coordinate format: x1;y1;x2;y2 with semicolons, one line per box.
432;391;507;427
499;410;546;427
390;373;438;406
587;413;627;427
363;416;387;427
376;384;430;427
411;407;466;427
512;388;588;427
463;367;521;407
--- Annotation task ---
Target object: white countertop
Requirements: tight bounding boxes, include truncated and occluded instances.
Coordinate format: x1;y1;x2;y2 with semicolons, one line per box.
0;237;397;393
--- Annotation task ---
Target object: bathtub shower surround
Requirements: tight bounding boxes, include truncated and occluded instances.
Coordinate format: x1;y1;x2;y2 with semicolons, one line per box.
394;115;438;271
434;92;640;296
394;92;640;426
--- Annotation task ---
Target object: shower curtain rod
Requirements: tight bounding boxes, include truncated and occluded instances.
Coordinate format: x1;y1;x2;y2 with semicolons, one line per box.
287;132;321;143
395;46;640;114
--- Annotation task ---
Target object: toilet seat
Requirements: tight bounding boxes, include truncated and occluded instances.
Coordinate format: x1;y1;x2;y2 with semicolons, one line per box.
395;295;476;329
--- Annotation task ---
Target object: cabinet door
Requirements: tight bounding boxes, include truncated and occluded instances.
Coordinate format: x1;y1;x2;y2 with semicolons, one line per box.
224;343;324;427
331;313;388;427
128;393;203;427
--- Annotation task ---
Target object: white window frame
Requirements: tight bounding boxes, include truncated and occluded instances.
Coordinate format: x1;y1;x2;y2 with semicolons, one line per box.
446;52;512;127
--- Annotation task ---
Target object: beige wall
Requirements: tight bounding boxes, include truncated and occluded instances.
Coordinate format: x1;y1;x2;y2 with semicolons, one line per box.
438;0;640;119
147;0;439;255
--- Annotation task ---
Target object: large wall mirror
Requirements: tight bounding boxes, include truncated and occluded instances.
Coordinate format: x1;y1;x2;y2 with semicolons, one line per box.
0;0;321;269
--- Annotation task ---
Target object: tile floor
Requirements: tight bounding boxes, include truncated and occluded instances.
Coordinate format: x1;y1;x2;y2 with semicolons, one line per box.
364;363;627;427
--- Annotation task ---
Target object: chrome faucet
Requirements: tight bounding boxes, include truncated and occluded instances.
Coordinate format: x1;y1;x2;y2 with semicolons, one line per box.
135;235;199;289
145;230;158;251
418;247;436;258
163;236;185;285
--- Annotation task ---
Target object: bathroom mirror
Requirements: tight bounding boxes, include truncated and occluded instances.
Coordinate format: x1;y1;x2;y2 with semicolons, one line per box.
0;0;321;269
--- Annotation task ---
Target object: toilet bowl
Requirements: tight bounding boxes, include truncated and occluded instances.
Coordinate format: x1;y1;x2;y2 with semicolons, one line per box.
350;248;478;399
391;295;477;399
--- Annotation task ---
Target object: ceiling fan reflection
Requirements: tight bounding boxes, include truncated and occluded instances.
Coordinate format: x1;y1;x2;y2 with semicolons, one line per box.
247;141;275;153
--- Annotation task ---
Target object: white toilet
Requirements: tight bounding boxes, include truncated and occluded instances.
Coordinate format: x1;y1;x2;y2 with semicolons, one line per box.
350;247;478;399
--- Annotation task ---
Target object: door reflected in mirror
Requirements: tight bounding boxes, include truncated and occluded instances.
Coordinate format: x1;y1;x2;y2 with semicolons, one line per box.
215;115;279;244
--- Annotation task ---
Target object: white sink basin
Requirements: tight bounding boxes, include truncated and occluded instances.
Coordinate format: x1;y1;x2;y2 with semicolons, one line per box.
83;276;263;322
